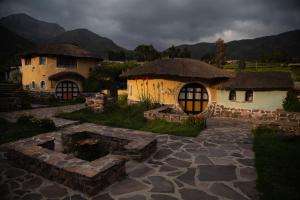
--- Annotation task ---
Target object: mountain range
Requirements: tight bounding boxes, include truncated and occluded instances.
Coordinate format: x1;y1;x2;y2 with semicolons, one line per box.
0;13;299;67
176;30;300;61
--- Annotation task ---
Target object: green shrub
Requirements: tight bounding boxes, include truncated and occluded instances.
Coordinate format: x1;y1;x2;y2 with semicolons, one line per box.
184;116;206;129
17;115;34;124
17;115;55;130
75;95;86;103
283;91;300;112
38;118;56;130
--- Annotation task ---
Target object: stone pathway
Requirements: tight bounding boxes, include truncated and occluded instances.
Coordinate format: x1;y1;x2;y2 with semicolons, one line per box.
0;118;258;200
0;104;85;128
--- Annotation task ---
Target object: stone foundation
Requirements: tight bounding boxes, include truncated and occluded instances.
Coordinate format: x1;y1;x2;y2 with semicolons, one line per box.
2;123;157;195
213;104;300;135
85;93;114;113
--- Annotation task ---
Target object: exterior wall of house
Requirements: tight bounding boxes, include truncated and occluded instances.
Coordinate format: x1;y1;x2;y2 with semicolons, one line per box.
127;78;216;109
20;56;98;92
216;89;288;111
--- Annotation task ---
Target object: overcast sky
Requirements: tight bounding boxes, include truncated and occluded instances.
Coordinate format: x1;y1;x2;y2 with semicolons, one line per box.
0;0;299;50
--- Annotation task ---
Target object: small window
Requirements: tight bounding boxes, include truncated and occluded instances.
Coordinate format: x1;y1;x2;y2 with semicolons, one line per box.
25;57;31;65
31;81;35;89
229;90;236;101
39;57;46;65
245;90;253;102
57;56;77;67
40;81;46;90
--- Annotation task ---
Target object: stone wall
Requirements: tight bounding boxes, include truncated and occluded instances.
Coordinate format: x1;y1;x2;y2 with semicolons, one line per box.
85;93;114;113
212;104;300;135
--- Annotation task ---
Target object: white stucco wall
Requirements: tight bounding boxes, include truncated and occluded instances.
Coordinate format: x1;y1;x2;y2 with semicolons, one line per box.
216;90;288;111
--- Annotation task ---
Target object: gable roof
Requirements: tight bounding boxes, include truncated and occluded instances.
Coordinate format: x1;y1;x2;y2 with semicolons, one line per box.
217;72;293;90
19;43;101;60
121;58;230;79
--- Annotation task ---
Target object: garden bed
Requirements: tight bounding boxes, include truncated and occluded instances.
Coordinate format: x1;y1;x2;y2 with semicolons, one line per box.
58;101;204;137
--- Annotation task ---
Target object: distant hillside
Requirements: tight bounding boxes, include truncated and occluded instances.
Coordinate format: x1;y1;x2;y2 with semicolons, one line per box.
0;26;35;69
0;13;65;44
47;29;125;57
176;30;300;61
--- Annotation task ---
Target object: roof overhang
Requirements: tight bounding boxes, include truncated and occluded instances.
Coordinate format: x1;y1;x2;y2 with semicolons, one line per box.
48;72;86;81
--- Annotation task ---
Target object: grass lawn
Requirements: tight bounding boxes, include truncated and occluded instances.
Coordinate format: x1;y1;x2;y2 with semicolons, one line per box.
253;128;300;200
0;118;52;145
58;102;204;137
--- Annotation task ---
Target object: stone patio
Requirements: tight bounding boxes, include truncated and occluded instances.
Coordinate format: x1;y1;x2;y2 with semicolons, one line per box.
0;118;258;200
0;104;85;128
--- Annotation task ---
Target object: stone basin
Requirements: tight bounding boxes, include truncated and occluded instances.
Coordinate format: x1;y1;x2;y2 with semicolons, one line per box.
2;123;157;195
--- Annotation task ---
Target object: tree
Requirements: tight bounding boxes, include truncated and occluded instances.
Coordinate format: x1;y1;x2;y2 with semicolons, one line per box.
215;38;225;68
83;62;139;98
180;47;191;58
238;59;246;70
134;44;160;61
108;50;126;61
164;45;180;58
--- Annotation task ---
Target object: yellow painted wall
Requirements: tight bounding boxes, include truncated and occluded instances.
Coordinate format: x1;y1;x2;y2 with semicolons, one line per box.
127;79;215;108
20;56;98;92
216;90;287;111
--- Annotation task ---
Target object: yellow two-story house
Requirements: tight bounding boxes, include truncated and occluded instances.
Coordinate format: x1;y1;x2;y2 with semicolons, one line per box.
20;44;101;100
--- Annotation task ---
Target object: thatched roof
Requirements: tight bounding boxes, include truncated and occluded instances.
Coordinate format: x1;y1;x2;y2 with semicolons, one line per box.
121;58;230;79
216;72;293;90
20;44;101;60
48;72;85;81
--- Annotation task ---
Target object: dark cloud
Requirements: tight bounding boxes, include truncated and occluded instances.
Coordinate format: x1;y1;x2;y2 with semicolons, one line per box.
0;0;299;50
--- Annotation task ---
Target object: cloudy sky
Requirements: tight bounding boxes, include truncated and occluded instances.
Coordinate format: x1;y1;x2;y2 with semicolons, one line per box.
0;0;299;50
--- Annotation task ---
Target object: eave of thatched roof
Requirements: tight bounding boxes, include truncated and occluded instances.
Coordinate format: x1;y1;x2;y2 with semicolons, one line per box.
48;72;86;81
20;43;102;60
120;58;230;80
214;72;294;90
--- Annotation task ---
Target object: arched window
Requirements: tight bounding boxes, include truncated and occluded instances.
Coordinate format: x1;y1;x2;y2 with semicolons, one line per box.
229;90;236;101
178;83;209;114
40;81;46;90
245;90;253;102
31;81;35;89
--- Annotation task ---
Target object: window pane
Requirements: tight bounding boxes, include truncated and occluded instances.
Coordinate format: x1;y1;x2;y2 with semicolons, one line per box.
179;92;185;99
195;88;201;92
187;92;193;99
187;88;193;92
195;93;201;100
203;93;208;100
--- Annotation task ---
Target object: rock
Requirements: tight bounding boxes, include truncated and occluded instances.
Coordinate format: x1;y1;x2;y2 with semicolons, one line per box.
21;193;43;200
207;148;227;157
149;176;174;193
71;194;87;200
239;167;257;180
173;152;191;160
119;195;146;200
159;165;177;172
233;181;259;200
5;168;25;178
92;193;113;200
129;164;154;178
23;177;43;190
110;178;148;195
210;183;248;200
198;165;237;181
165;158;191;168
194;155;213;165
179;188;218;200
177;168;196;186
39;184;68;198
153;149;173;160
151;194;178;200
237;159;255;166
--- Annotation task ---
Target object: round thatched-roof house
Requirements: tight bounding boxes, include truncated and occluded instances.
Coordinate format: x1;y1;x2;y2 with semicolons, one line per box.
121;58;293;114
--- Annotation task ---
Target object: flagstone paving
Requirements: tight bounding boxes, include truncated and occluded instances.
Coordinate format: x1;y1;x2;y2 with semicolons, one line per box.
0;104;84;128
0;118;258;200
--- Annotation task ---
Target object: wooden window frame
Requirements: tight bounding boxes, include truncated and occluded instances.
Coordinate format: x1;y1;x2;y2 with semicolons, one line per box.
178;83;209;114
25;57;31;65
229;90;236;101
245;90;253;102
39;56;46;65
56;56;77;68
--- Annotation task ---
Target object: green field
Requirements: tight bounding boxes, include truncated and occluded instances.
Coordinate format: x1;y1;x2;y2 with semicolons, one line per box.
223;62;300;81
